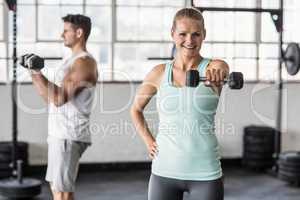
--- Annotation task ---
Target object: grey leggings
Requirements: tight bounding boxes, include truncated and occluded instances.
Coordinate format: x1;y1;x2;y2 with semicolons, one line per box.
148;174;224;200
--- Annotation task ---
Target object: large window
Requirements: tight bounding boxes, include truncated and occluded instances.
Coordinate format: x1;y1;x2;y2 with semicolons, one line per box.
0;1;7;82
0;0;299;83
194;0;300;81
115;0;184;80
0;2;3;40
5;0;112;82
201;11;257;80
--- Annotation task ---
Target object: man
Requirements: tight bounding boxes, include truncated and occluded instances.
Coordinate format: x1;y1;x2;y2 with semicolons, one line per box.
29;14;98;200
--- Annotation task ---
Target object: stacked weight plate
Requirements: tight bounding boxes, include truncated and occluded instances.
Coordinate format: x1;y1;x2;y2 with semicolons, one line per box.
278;151;300;186
0;142;41;198
0;142;28;179
243;126;275;170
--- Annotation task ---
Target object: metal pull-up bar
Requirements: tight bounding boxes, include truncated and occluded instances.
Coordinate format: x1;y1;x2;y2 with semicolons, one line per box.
192;6;283;33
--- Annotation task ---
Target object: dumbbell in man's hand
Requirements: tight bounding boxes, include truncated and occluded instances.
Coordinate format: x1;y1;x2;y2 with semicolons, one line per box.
19;54;45;71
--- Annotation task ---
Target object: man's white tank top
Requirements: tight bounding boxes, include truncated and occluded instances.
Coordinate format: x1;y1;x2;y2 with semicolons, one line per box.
48;52;96;143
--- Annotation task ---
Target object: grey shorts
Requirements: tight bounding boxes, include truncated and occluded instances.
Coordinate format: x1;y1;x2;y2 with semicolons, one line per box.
45;137;89;192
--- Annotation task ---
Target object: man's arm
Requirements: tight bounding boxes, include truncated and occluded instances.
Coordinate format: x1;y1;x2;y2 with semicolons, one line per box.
31;57;98;107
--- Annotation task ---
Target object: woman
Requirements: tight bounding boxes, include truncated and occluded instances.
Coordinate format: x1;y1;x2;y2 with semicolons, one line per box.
131;8;229;200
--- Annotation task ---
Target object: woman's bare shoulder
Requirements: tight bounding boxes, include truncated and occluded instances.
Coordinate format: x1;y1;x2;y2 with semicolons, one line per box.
143;63;167;88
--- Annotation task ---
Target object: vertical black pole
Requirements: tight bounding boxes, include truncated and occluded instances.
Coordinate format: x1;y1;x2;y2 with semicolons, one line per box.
11;1;18;177
275;0;283;162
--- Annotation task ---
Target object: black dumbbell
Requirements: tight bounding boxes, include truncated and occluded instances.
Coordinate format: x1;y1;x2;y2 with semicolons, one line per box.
19;54;44;71
186;70;244;89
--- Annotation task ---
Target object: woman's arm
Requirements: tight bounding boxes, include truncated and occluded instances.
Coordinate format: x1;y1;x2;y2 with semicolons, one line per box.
206;59;230;96
130;64;165;159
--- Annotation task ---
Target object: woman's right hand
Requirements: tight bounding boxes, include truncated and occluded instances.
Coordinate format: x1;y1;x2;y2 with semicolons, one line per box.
146;139;158;160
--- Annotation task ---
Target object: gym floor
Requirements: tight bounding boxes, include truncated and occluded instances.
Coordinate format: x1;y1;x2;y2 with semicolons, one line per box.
3;165;298;200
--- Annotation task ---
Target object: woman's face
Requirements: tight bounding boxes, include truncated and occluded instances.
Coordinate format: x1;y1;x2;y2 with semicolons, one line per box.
172;17;205;58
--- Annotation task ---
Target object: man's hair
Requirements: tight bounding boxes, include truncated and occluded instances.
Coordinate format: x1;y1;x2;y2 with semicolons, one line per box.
62;14;92;41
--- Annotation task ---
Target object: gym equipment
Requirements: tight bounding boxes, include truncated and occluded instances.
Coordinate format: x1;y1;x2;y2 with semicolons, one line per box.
0;142;28;179
242;126;275;170
243;160;274;169
186;70;244;89
0;2;42;199
20;53;45;71
0;161;41;198
283;43;300;76
278;151;300;186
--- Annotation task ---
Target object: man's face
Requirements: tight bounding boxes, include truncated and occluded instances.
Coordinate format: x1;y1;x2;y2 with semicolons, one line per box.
61;22;78;47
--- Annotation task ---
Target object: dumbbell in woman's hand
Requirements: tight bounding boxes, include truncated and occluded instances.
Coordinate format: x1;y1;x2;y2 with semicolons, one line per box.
186;70;244;89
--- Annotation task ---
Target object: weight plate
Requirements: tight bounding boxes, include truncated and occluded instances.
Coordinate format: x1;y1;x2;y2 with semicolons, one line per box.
0;170;11;179
244;135;274;144
0;154;11;163
228;72;244;89
284;42;300;76
0;163;11;170
243;144;274;153
243;159;274;168
278;159;300;168
0;178;41;198
279;169;300;178
0;142;28;153
243;152;273;160
279;164;300;174
278;173;299;183
279;151;300;163
244;126;275;135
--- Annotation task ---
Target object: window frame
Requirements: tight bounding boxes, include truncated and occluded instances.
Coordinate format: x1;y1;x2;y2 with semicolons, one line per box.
1;0;300;83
